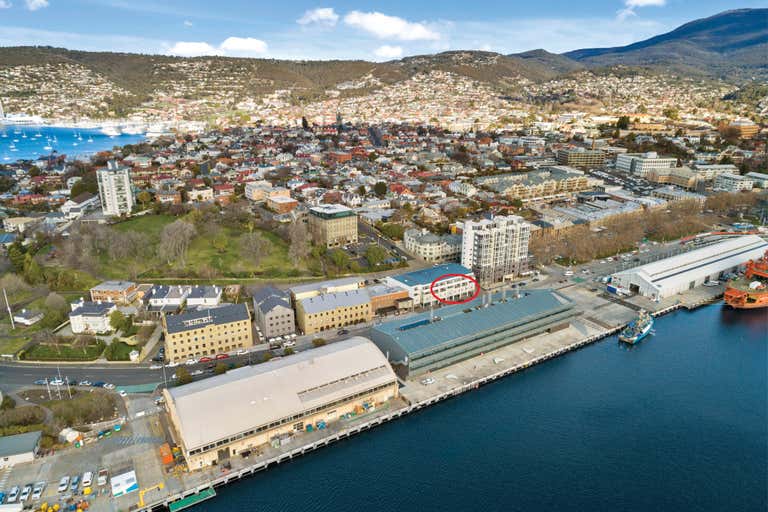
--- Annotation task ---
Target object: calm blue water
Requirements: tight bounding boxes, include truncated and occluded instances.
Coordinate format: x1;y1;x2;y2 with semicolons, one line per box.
0;125;145;162
194;304;767;512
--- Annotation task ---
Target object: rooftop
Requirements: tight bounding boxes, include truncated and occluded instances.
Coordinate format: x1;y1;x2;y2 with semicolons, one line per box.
165;303;249;335
166;337;396;450
370;289;573;357
388;263;473;288
309;204;356;219
0;430;41;458
299;289;370;314
91;280;136;292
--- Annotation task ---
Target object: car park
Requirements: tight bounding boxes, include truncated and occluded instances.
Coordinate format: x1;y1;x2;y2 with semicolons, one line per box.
57;476;70;493
31;482;45;501
7;486;20;503
19;484;32;502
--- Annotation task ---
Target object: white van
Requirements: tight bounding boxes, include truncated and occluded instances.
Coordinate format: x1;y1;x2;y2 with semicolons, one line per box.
82;471;93;488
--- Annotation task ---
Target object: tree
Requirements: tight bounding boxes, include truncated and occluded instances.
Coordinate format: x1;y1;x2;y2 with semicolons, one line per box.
312;338;326;347
357;185;366;196
365;245;388;266
214;363;228;375
288;221;310;262
175;367;192;385
240;232;267;264
212;233;228;254
663;108;679;120
44;292;68;315
373;181;388;198
7;242;25;273
22;254;44;285
329;249;350;270
301;116;310;130
616;116;630;130
136;190;153;208
283;347;295;356
109;310;127;332
159;219;197;266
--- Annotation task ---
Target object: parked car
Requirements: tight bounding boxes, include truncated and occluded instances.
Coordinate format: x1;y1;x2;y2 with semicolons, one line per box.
19;484;32;502
118;390;127;397
0;491;6;503
420;377;436;386
7;486;20;503
104;383;115;390
49;378;64;386
235;349;247;355
199;356;213;363
33;379;47;385
185;358;198;366
57;476;70;493
337;329;349;335
31;482;45;501
82;471;93;488
149;364;162;370
96;469;108;487
166;361;179;368
70;475;80;492
190;370;203;376
78;380;92;386
215;353;229;360
92;381;106;388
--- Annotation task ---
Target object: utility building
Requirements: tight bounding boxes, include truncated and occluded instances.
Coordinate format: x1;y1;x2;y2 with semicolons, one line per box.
610;235;768;300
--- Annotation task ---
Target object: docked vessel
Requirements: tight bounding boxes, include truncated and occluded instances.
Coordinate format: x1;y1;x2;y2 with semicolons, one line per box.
724;250;768;309
619;309;654;344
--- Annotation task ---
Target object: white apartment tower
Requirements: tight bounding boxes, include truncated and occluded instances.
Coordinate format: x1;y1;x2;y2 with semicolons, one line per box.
97;161;134;216
459;215;531;285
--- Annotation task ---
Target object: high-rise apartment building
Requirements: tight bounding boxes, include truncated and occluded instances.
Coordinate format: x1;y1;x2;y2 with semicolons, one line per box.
97;161;134;216
459;215;531;285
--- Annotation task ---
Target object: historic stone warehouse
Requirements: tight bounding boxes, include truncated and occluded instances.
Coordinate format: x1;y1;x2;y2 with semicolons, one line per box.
162;303;253;361
368;289;575;378
163;337;399;468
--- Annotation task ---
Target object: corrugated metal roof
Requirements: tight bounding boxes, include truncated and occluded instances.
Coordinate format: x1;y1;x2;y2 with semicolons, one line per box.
0;431;41;457
289;277;363;296
371;289;573;356
167;337;395;450
299;289;370;314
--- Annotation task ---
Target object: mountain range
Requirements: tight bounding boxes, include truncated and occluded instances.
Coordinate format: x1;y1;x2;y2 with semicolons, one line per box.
0;8;764;116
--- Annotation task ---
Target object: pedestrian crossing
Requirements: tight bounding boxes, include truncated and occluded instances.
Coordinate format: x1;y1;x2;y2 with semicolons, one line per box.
0;466;12;489
110;435;165;446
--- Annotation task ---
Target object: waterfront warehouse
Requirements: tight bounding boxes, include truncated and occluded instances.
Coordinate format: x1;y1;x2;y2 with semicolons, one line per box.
610;235;768;300
164;337;398;469
368;289;575;379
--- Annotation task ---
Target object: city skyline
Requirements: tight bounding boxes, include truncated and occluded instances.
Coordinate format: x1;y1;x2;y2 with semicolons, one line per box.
0;1;764;61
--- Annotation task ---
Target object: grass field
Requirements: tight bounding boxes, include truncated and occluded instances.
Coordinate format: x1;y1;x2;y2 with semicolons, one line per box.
104;340;135;361
94;214;312;279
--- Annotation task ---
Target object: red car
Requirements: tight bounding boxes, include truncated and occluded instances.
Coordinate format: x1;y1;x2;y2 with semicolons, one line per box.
199;356;213;363
215;354;229;360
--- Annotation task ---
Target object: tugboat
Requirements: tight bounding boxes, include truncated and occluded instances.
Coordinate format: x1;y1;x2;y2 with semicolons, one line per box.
724;250;768;309
619;309;654;344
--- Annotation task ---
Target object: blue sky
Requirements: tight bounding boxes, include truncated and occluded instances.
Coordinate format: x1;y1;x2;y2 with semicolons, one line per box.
0;1;764;60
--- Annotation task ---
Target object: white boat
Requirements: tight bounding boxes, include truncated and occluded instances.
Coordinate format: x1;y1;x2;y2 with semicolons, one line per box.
101;125;122;137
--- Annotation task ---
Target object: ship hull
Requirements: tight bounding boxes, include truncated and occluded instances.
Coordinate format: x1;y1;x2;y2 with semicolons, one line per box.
619;318;654;344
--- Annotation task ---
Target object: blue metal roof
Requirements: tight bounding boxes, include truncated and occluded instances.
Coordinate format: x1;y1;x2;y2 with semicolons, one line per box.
370;289;573;356
388;263;473;287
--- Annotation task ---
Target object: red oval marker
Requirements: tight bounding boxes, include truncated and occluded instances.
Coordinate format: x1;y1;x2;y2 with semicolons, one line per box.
429;273;480;305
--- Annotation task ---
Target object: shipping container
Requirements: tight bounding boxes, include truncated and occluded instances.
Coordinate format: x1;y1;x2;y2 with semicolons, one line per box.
159;443;174;465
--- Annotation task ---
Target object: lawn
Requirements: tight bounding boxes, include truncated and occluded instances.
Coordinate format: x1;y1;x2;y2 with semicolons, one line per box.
21;338;106;361
112;213;176;239
104;340;136;361
0;336;31;357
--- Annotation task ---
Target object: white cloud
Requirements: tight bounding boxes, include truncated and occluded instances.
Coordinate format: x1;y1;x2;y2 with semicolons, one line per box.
183;20;193;27
618;0;666;21
344;11;440;41
297;7;338;27
219;36;268;55
167;41;223;57
24;0;48;10
0;1;12;9
373;45;403;59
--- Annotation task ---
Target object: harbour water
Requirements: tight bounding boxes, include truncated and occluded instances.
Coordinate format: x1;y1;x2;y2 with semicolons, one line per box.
193;304;766;512
0;125;145;162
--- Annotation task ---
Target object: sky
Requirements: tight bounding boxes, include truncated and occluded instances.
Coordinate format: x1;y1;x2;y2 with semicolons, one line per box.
0;1;764;61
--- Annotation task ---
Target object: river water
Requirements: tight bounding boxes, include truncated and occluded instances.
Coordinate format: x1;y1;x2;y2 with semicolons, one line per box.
0;125;145;162
192;304;766;512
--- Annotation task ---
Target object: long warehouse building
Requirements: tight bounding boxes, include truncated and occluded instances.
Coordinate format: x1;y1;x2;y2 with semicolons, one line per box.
368;289;576;379
164;337;398;468
610;235;768;300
